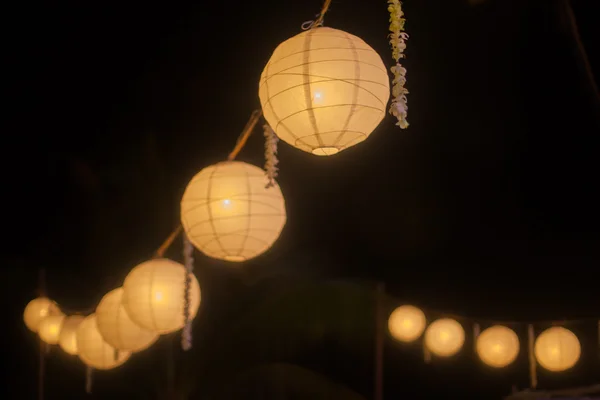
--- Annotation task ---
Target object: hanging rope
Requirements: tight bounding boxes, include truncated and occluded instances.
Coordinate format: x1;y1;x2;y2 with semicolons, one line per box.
301;0;333;30
227;109;263;161
181;232;194;351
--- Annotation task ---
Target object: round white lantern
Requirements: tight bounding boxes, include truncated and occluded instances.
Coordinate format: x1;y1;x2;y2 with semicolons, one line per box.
259;27;390;156
39;314;66;345
59;315;85;355
181;161;286;262
96;288;159;352
424;318;465;357
122;258;201;334
388;305;426;343
476;325;520;368
24;297;61;333
534;326;581;372
76;314;130;370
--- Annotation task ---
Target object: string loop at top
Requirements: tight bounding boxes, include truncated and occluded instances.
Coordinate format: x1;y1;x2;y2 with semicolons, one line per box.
301;14;324;30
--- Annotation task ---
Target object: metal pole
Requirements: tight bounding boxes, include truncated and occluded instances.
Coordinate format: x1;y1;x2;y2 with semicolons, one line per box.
374;282;385;400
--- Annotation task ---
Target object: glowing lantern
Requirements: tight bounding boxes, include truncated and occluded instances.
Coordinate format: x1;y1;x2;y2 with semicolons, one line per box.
76;314;130;370
39;314;66;345
24;297;61;333
388;305;426;342
534;326;581;371
122;258;201;334
476;325;520;368
181;161;286;262
59;315;85;355
259;27;390;156
424;318;465;357
96;288;159;352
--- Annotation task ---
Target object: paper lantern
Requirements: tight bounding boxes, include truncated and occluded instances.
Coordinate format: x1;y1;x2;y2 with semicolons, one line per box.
388;305;426;342
39;314;66;345
76;314;130;370
534;326;581;371
259;27;390;156
24;297;61;333
59;315;85;355
122;258;201;334
424;318;465;357
181;161;286;262
96;288;159;352
476;325;520;368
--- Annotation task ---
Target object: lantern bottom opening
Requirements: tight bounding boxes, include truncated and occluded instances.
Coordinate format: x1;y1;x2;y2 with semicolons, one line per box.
224;255;245;262
311;147;339;156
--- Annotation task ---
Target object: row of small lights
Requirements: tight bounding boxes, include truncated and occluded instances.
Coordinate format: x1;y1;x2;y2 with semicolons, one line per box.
388;305;582;371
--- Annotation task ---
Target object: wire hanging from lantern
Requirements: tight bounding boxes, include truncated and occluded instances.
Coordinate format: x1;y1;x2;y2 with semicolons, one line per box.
182;232;194;351
301;0;332;30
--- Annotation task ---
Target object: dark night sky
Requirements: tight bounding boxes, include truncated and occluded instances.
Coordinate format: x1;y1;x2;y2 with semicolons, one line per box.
4;0;599;398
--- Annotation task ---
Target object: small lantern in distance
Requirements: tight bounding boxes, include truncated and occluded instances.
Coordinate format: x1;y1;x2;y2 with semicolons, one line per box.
476;325;520;368
122;258;201;334
24;297;61;333
96;287;159;352
59;315;85;355
424;318;465;357
76;314;130;370
388;305;426;342
39;314;66;345
534;326;581;372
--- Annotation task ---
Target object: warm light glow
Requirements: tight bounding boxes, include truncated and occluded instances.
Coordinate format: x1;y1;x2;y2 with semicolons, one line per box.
388;305;426;342
76;314;130;370
59;315;85;355
24;297;61;333
181;161;287;262
476;325;520;368
259;27;390;156
534;326;581;372
96;288;159;352
122;258;201;334
424;318;465;357
39;315;65;345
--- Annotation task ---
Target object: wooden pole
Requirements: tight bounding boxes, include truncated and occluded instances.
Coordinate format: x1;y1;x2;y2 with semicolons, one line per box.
374;282;385;400
38;268;46;400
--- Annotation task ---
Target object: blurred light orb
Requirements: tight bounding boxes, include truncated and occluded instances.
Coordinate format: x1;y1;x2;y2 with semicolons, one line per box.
476;325;520;368
424;318;465;357
24;297;61;333
534;326;581;371
39;314;66;345
96;288;159;352
259;27;390;156
59;315;85;355
181;161;286;262
76;314;130;370
122;258;201;334
388;305;426;342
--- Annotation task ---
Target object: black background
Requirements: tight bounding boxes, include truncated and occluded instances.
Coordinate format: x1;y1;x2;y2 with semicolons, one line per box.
4;0;599;398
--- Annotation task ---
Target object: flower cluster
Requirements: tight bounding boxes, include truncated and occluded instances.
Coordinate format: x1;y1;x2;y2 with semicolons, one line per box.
388;0;409;129
263;124;279;188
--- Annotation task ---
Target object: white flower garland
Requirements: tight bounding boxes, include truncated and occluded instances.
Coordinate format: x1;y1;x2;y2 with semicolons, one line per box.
388;0;409;129
263;123;279;189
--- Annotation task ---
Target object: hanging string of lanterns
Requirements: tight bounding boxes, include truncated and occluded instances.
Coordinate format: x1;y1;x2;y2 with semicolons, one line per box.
20;0;599;396
387;303;599;388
